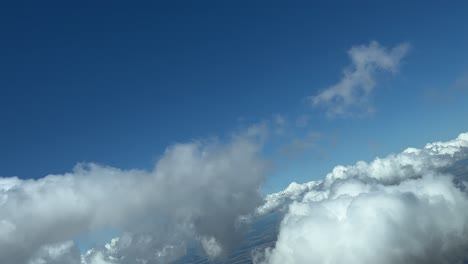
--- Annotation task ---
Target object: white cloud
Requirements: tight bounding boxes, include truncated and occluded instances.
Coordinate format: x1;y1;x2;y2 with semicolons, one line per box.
309;41;410;117
200;236;223;259
0;136;267;264
257;132;468;264
256;181;322;216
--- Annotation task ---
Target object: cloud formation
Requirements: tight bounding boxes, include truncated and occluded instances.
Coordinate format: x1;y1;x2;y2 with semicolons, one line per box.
256;181;322;216
309;41;410;117
0;136;267;264
256;132;468;264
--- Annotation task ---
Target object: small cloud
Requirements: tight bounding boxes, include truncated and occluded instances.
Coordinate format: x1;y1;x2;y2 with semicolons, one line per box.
278;131;322;157
272;114;288;135
425;72;468;105
308;41;410;118
200;236;223;259
454;73;468;90
273;114;286;126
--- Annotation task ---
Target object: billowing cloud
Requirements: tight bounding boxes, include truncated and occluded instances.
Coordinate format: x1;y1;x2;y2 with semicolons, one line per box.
309;41;410;117
0;136;267;264
256;181;322;216
256;132;468;264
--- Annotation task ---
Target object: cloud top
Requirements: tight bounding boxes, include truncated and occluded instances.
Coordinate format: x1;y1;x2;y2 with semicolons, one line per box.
257;132;468;264
0;137;267;264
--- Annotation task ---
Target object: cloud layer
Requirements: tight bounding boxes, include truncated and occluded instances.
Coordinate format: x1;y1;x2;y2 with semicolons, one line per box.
257;132;468;264
0;136;267;264
310;41;410;117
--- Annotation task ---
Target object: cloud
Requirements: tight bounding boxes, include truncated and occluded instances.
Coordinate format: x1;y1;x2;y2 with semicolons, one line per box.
81;233;188;264
242;114;289;140
28;241;81;264
272;114;287;135
256;132;468;264
256;181;322;216
425;72;468;105
0;136;267;264
278;131;322;157
309;41;410;117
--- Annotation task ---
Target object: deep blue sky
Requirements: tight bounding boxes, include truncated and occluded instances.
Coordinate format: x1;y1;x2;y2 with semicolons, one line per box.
1;1;468;192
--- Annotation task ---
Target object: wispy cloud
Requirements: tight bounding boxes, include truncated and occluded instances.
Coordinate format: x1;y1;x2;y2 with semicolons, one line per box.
278;131;322;157
424;72;468;105
309;41;410;117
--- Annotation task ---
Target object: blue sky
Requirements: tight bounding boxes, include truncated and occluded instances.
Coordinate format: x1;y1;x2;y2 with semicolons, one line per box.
1;1;468;193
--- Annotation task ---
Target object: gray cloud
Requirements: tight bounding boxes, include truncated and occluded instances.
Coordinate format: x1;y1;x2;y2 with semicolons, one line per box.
277;131;322;157
309;41;410;117
29;241;81;264
256;132;468;264
0;136;267;264
425;72;468;105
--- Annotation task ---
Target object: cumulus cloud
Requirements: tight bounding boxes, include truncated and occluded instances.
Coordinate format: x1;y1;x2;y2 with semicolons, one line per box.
0;136;267;264
256;181;322;216
256;132;468;264
309;41;410;117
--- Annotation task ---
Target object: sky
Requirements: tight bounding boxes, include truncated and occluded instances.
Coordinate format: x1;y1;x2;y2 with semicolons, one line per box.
1;1;468;193
1;1;468;263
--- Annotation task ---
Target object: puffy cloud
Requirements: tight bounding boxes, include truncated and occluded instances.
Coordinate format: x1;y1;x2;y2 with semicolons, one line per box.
81;233;188;264
257;132;468;264
0;136;267;264
309;41;410;117
200;236;223;259
256;181;322;216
